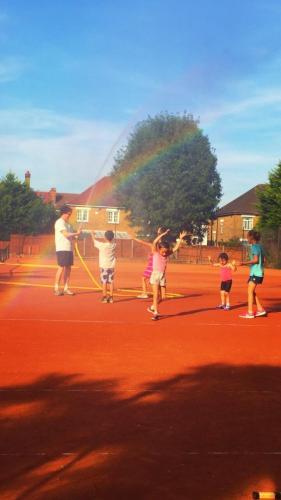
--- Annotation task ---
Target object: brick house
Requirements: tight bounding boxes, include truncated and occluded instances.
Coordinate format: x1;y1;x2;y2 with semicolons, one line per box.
30;171;136;239
209;184;265;244
6;172;140;258
67;176;136;239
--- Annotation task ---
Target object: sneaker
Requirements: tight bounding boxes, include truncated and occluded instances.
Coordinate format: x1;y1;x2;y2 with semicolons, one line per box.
107;296;114;304
255;310;267;317
147;306;155;314
216;304;225;309
151;313;159;321
137;294;149;299
239;311;255;319
54;289;63;296
63;289;75;296
101;296;108;303
224;305;231;310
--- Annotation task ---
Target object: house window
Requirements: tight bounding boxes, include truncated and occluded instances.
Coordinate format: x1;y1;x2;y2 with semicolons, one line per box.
76;208;89;223
242;217;253;231
220;219;224;234
107;209;120;224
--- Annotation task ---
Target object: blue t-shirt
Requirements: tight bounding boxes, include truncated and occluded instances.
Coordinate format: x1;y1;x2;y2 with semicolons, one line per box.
250;243;264;277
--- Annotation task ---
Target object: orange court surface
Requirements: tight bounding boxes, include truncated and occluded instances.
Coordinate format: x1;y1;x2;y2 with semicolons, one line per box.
0;257;281;499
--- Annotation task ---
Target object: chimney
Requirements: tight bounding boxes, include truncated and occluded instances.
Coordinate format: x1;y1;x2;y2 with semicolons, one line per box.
49;187;57;205
25;170;31;187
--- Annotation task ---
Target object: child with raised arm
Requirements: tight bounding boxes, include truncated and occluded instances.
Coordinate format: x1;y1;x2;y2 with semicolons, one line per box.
239;230;266;319
147;229;187;320
134;226;168;299
209;252;237;310
91;230;116;303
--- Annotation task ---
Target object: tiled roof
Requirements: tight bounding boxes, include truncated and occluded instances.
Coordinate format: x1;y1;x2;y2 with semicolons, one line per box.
72;176;118;207
216;184;266;217
36;191;53;204
36;176;119;208
36;191;80;206
55;193;80;207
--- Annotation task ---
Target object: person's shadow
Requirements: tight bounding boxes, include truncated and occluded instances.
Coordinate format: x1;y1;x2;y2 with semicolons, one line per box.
157;301;248;320
0;364;281;499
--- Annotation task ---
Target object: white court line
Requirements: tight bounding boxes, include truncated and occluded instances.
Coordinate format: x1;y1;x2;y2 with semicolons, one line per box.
0;318;277;327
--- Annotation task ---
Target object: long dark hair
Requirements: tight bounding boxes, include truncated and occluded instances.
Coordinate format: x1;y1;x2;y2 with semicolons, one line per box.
248;230;261;242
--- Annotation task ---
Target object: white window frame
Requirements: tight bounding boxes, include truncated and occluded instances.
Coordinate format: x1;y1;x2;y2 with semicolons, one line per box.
106;209;120;224
76;208;90;223
242;216;254;231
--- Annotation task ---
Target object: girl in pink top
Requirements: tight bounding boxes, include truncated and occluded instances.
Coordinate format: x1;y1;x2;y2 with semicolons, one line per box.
134;226;168;299
148;228;187;320
209;252;237;310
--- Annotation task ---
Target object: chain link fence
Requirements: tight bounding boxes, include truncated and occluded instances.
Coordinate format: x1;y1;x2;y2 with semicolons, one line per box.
261;227;281;268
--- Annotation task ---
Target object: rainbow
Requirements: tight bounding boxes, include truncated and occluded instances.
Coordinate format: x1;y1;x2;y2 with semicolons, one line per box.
81;119;203;209
112;123;202;192
0;118;200;309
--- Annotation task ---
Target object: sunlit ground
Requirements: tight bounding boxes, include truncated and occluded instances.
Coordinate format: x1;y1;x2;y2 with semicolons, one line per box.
0;259;281;499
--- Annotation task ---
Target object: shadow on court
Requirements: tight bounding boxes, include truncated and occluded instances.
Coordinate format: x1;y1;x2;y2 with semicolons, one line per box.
157;302;248;320
0;364;281;499
265;298;281;313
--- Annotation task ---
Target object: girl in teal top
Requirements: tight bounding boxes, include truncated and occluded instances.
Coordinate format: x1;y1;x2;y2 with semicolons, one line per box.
239;230;266;319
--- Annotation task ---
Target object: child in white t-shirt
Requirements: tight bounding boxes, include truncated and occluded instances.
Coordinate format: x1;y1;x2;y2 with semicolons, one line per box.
91;230;116;303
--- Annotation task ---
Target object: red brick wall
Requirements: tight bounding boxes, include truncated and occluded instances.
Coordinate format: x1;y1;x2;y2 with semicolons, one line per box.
0;240;9;249
9;234;55;256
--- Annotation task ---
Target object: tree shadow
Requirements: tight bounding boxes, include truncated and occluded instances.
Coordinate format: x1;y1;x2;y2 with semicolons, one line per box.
1;365;281;499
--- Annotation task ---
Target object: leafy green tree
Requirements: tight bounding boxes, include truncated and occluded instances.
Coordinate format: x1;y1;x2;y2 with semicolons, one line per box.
258;161;281;229
0;172;56;240
112;112;221;239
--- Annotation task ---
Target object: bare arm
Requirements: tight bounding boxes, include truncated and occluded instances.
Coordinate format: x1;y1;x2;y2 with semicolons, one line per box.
90;231;99;246
229;260;237;271
152;229;170;252
132;236;152;249
62;229;81;240
240;255;259;266
172;231;187;253
208;255;220;267
228;260;237;271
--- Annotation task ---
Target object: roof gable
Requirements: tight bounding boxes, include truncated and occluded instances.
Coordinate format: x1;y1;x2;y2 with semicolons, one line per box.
216;184;266;217
72;176;118;207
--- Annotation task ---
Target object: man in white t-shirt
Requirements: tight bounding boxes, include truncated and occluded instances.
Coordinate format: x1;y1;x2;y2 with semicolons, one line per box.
91;230;116;303
54;205;81;296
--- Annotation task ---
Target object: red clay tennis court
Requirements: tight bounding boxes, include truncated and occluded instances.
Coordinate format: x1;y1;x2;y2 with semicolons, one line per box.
0;257;281;499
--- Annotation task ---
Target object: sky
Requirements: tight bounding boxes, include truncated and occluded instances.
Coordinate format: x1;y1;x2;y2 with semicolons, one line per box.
0;0;280;204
